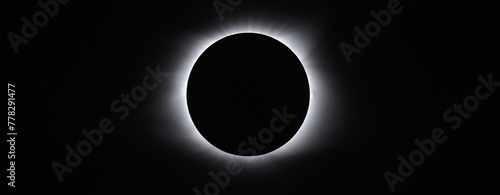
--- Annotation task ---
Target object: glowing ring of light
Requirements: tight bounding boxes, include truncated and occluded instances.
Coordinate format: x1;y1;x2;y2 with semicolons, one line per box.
162;15;339;166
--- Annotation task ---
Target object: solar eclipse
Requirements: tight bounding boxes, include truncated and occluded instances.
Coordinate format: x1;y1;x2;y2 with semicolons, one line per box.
187;33;310;156
163;17;338;162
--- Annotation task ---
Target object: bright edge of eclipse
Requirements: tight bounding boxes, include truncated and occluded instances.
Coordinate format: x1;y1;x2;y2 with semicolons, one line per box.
164;16;336;165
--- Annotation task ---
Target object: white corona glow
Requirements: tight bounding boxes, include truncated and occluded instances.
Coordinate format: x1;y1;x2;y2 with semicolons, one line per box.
162;15;339;166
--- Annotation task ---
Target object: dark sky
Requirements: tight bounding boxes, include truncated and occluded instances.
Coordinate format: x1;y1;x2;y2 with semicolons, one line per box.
3;0;499;194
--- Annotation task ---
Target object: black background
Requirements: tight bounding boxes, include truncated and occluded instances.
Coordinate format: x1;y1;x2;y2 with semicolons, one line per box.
2;0;499;194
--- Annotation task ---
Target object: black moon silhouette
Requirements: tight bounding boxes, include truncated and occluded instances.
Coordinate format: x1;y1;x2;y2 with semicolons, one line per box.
187;33;309;156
